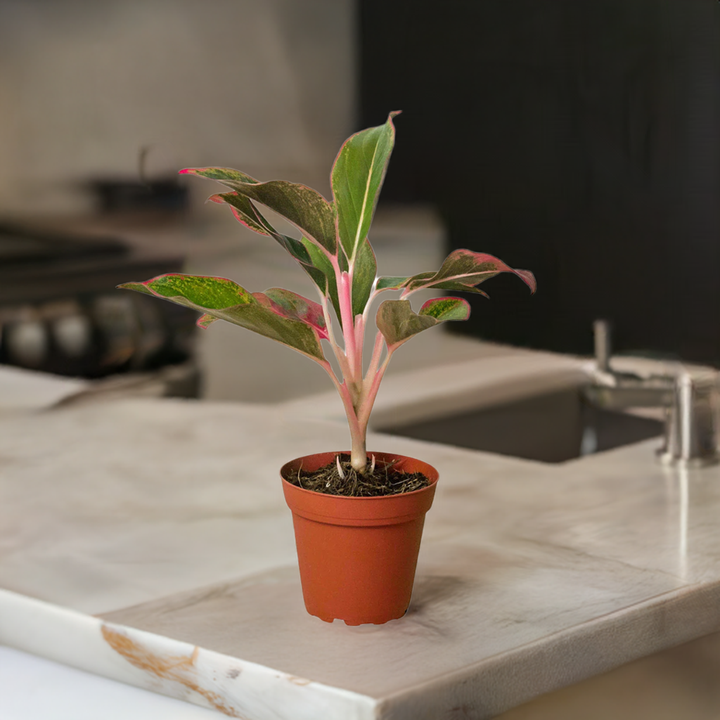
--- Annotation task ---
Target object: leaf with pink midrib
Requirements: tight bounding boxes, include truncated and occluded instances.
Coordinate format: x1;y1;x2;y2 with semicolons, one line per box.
402;249;537;295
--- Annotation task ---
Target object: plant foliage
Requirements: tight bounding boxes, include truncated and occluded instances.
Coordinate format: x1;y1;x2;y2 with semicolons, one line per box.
119;113;535;472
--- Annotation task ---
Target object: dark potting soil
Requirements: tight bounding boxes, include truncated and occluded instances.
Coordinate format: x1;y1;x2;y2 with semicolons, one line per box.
287;453;430;497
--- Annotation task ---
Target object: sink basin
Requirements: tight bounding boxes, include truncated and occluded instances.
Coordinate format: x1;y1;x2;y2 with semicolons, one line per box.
378;386;665;463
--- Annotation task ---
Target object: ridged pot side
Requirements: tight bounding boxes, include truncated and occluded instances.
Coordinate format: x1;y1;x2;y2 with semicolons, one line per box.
281;451;439;625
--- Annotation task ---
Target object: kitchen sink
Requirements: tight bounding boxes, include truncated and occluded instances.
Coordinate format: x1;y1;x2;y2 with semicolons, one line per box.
378;386;665;463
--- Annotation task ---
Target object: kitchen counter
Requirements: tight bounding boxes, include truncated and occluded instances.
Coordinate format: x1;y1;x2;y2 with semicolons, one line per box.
2;355;720;719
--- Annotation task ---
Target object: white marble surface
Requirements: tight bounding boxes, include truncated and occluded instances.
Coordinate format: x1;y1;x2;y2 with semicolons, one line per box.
2;366;720;718
0;365;87;413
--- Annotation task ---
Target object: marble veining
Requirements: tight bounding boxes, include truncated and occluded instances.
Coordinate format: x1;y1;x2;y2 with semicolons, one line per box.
0;589;377;720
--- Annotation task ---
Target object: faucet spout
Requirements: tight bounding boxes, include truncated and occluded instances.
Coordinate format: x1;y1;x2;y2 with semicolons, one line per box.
584;319;719;466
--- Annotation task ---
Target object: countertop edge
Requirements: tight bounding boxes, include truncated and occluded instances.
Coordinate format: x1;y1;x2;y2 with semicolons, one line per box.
377;580;720;719
0;588;378;720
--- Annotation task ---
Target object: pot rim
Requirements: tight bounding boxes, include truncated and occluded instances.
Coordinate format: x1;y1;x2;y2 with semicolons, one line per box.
281;450;438;525
280;450;439;501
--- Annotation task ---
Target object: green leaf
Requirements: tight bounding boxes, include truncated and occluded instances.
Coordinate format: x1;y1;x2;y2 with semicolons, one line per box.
376;300;435;349
118;275;325;361
208;191;273;237
403;250;537;294
120;274;253;308
376;274;490;297
419;280;490;298
302;237;340;320
180;167;258;184
331;112;399;263
352;239;377;318
376;276;409;291
222;180;337;255
419;296;471;321
210;192;335;308
183;167;337;255
376;297;470;350
211;192;313;265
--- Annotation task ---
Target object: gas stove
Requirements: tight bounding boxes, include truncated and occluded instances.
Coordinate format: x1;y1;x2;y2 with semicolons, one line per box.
0;221;198;392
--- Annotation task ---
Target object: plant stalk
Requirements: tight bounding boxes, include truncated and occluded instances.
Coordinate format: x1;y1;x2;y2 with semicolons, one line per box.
336;269;358;379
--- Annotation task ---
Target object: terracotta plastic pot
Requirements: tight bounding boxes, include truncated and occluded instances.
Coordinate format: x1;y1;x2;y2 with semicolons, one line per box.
281;450;438;626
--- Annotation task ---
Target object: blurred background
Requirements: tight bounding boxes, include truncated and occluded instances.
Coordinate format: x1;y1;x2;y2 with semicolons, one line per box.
0;0;357;400
0;0;719;397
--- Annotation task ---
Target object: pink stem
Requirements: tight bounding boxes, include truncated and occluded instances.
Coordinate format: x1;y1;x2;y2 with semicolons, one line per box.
365;330;385;383
357;348;394;432
353;313;365;380
318;341;367;472
318;292;351;380
337;268;358;384
331;252;357;367
362;286;379;323
319;359;362;438
337;378;366;469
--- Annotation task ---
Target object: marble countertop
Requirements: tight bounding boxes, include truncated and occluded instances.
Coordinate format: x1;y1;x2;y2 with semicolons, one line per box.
2;355;720;719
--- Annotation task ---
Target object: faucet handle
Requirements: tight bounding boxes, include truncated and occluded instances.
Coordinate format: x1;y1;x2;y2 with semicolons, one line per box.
659;371;719;468
593;319;612;373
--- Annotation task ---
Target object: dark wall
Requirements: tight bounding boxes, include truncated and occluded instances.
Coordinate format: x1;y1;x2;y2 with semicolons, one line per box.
360;0;720;363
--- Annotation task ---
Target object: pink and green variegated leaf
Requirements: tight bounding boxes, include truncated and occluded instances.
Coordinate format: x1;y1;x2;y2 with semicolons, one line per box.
419;296;471;321
376;274;489;298
119;274;253;307
252;288;328;340
180;167;258;184
219;180;337;255
182;167;337;255
301;237;339;315
208;191;272;237
420;280;490;298
118;275;325;361
210;191;310;267
376;297;470;350
402;250;537;295
209;191;336;310
331;111;399;263
197;314;218;329
376;276;409;291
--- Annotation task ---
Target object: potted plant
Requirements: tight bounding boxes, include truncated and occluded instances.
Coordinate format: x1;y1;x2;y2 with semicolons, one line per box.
119;112;535;625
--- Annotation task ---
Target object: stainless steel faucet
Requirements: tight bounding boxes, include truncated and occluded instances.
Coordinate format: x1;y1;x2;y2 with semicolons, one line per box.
584;319;719;467
585;320;675;410
659;371;719;468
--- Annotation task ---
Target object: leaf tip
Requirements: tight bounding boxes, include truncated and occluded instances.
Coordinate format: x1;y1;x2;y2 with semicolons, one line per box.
197;313;218;330
116;280;155;297
518;270;537;294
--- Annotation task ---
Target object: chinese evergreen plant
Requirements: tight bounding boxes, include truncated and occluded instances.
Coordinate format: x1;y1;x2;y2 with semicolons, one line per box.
119;113;536;474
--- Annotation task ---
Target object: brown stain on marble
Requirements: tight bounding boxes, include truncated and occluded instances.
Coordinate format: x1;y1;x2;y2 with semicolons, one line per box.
101;624;243;718
287;675;312;686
